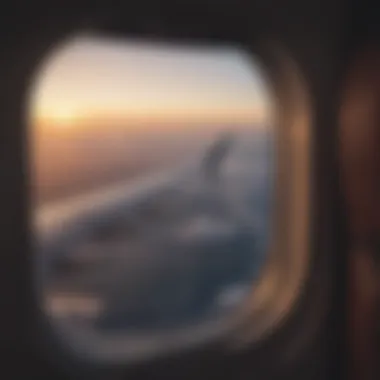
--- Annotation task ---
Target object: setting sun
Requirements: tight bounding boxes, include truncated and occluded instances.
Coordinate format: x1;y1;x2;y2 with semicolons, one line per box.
52;107;78;125
33;106;82;130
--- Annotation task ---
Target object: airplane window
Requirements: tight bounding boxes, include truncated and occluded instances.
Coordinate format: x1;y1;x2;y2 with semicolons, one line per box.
28;34;276;362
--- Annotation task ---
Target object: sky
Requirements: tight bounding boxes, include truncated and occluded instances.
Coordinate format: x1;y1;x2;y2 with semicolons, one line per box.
29;34;273;128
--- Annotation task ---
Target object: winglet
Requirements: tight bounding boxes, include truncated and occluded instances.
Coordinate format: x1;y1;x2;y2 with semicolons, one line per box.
200;131;234;183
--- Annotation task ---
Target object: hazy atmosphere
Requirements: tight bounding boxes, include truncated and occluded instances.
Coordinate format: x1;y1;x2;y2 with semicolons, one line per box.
30;35;272;206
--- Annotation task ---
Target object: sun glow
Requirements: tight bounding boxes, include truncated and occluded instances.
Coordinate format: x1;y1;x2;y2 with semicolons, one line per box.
44;107;79;129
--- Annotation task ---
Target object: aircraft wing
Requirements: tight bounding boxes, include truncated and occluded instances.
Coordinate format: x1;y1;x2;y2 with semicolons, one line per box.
35;132;235;257
35;132;262;330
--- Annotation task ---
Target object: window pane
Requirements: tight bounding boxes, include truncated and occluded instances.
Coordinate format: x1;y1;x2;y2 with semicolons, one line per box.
29;35;275;359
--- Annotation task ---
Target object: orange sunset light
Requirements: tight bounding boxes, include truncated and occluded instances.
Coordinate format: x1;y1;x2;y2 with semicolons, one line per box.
48;107;79;125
